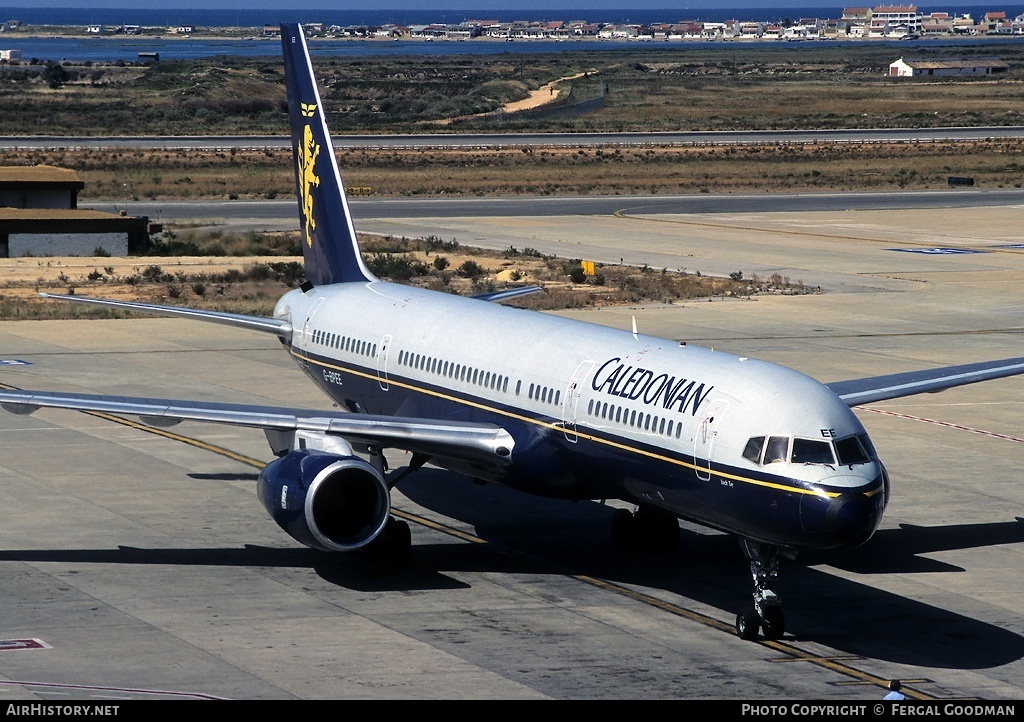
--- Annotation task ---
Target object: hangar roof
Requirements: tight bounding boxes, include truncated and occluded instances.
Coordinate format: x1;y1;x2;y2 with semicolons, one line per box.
0;165;85;189
0;208;121;221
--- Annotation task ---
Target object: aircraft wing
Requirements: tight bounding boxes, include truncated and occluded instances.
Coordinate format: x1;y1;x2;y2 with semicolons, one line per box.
38;293;291;337
0;389;514;469
827;356;1024;406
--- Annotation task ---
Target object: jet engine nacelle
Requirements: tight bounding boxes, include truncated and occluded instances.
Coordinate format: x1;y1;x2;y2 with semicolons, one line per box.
257;449;390;552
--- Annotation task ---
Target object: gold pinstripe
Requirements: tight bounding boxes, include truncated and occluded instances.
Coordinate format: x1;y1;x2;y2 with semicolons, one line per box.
292;348;876;501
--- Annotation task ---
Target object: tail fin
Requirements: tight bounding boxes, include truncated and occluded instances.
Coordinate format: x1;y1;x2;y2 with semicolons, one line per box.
281;23;376;286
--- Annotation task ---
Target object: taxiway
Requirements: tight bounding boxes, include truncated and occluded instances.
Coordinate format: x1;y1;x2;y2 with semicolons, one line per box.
1;203;1023;699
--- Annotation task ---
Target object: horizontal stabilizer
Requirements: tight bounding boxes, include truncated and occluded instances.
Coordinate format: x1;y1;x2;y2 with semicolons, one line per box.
39;293;291;337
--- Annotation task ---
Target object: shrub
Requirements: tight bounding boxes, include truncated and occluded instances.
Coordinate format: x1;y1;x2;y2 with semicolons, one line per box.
458;260;484;279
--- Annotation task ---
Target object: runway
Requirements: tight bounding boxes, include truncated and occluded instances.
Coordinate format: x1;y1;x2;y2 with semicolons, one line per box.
1;203;1024;700
89;188;1024;229
5;126;1024;151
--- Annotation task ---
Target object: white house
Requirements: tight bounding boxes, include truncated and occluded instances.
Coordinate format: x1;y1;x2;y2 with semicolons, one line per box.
889;56;1009;77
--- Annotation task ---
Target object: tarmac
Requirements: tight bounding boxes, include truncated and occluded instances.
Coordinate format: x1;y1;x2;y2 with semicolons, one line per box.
1;204;1024;700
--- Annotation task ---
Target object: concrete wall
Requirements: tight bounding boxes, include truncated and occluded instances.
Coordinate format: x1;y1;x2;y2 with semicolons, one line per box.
0;189;75;209
8;232;128;257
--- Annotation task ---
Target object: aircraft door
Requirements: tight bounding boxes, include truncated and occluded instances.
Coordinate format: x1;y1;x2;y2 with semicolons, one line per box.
561;360;595;442
694;398;729;481
376;334;392;390
301;297;325;348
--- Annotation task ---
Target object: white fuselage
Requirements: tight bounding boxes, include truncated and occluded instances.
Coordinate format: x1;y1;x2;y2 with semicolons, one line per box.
274;280;887;549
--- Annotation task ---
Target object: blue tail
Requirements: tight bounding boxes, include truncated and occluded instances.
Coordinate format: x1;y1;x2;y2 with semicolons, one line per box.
281;23;376;286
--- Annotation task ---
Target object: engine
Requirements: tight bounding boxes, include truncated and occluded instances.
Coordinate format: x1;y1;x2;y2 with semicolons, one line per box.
257;449;390;552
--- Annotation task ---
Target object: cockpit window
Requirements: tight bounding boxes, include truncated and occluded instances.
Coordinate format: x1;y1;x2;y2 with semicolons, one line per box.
791;438;835;465
835;435;872;466
764;436;789;464
745;434;872;467
742;436;765;463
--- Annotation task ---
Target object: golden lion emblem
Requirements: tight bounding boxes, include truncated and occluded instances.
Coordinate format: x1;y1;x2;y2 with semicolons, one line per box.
298;122;320;247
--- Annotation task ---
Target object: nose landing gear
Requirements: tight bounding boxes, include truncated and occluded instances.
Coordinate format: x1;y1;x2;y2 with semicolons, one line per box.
736;540;786;641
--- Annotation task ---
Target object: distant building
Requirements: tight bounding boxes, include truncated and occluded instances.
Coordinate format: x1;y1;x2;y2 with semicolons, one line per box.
842;7;872;21
0;49;20;61
871;5;921;36
0;166;83;209
951;15;977;34
921;13;953;34
0;166;149;257
889;56;1009;77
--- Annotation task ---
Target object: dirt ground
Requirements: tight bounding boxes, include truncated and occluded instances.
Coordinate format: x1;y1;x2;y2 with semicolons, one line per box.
0;233;779;320
0;245;576;319
0;254;295;319
435;70;591;125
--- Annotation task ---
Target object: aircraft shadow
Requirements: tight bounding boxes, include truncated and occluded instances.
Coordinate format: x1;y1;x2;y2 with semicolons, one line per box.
0;545;474;593
188;472;261;481
4;469;1021;669
396;470;1024;670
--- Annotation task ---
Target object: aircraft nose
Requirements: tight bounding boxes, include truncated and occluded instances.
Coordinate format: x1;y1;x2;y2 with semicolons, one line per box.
799;474;886;548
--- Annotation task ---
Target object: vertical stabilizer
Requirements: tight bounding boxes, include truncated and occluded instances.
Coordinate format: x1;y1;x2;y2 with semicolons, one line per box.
281;23;376;286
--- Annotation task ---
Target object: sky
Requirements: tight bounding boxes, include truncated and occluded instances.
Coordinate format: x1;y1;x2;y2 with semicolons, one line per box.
9;1;1008;9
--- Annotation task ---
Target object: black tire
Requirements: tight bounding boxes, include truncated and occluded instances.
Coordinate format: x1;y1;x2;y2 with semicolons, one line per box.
736;606;760;641
610;508;635;549
761;606;785;641
364;516;411;564
634;507;679;552
388;518;412;563
653;514;680;552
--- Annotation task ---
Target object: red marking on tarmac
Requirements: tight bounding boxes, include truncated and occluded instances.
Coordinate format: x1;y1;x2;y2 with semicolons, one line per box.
858;406;1024;443
0;638;52;651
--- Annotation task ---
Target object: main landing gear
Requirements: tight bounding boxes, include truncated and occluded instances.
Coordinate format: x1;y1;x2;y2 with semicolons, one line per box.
361;448;418;564
362;514;412;563
610;505;680;553
736;540;786;641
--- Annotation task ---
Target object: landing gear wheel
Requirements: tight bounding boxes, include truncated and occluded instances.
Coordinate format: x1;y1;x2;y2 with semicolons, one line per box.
738;540;789;641
634;506;679;552
761;606;785;641
736;606;760;641
363;515;411;563
610;506;679;553
611;508;635;549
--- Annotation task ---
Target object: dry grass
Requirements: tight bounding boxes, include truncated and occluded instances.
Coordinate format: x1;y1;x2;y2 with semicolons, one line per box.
7;138;1024;202
0;231;811;320
10;45;1024;134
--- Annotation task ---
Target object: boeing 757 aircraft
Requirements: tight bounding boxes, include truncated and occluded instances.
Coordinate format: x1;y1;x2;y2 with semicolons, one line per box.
3;23;1024;641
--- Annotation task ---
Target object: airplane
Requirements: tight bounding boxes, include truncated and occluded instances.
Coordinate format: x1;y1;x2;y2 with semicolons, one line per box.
3;22;1024;642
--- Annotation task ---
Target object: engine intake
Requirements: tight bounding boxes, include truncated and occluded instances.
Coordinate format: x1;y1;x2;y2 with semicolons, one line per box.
257;450;390;552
